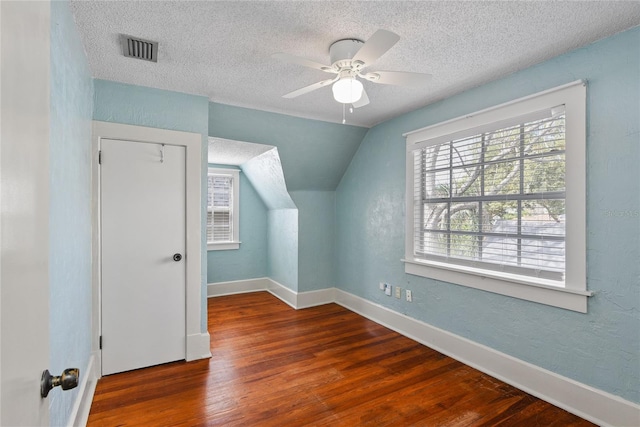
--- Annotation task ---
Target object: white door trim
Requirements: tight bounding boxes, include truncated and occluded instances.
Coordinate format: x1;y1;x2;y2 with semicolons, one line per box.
92;121;204;375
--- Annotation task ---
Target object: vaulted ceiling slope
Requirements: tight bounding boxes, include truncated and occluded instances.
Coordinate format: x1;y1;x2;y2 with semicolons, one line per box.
209;102;368;192
69;1;640;128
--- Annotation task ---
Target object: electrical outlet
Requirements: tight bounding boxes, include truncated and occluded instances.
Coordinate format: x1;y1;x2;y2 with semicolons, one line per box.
406;290;412;302
384;284;392;296
395;286;401;298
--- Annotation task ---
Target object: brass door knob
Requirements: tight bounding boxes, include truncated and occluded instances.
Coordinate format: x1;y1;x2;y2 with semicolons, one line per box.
40;368;79;398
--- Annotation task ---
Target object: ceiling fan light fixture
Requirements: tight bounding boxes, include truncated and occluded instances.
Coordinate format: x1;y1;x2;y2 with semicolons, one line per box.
332;77;363;104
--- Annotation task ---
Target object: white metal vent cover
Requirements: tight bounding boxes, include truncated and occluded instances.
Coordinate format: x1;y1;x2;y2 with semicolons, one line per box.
121;35;158;62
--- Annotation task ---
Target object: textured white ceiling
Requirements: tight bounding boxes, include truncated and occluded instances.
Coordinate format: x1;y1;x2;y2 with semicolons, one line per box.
69;1;640;128
208;137;274;166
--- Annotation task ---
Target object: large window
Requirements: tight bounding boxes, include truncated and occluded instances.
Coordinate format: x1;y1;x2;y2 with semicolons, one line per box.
415;109;566;280
207;168;240;250
404;81;591;312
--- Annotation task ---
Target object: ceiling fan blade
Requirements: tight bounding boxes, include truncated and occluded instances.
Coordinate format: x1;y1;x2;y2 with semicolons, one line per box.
272;53;335;73
352;89;369;108
282;77;338;99
351;29;400;66
362;70;432;87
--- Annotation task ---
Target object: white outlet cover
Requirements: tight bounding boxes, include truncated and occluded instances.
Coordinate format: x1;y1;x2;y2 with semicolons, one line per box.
406;290;412;302
385;285;392;296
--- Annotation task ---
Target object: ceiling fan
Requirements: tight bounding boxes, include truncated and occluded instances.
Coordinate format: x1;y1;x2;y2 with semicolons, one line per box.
272;29;432;108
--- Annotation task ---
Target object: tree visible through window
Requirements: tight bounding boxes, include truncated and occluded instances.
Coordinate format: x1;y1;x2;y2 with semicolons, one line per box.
404;82;588;311
415;111;566;281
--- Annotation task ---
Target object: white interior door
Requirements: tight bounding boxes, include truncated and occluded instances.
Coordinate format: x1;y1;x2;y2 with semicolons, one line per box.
101;138;186;375
1;1;51;424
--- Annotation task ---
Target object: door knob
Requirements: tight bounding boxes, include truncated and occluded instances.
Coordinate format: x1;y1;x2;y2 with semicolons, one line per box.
41;368;79;398
173;253;182;262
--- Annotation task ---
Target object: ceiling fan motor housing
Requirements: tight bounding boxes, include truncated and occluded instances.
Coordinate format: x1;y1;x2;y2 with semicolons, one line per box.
329;39;364;69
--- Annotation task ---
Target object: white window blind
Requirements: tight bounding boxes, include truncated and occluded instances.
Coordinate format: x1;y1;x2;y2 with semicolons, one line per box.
412;107;566;282
207;174;234;243
404;81;588;312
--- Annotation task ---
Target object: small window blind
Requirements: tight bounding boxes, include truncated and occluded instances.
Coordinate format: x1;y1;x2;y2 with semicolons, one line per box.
207;174;234;243
412;107;566;281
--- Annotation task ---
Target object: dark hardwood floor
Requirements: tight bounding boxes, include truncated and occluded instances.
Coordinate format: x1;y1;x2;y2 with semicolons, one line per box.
88;292;595;426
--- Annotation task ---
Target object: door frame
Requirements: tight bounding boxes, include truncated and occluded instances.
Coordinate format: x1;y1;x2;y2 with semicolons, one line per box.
92;121;208;376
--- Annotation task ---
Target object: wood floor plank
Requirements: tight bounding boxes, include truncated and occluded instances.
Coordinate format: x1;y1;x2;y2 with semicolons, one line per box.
87;292;595;426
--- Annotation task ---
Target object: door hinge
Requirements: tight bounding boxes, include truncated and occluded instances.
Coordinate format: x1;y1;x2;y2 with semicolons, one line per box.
98;150;102;164
99;336;102;349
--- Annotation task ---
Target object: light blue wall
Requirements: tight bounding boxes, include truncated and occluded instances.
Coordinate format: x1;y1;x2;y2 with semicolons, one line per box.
49;1;94;425
208;148;297;287
208;102;367;191
237;148;298;291
207;167;268;283
208;103;363;292
336;27;640;403
268;209;298;291
290;191;335;292
93;79;210;332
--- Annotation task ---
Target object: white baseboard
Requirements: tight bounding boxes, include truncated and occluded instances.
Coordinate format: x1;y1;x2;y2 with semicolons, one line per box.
334;289;640;427
186;332;212;361
266;278;298;309
207;277;270;297
68;353;99;427
296;287;336;309
207;278;336;310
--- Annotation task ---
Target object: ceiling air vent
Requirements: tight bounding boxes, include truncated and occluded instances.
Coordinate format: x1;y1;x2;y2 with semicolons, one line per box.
121;35;158;62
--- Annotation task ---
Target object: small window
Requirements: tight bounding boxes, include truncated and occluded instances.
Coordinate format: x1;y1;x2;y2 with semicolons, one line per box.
404;81;591;312
207;168;240;250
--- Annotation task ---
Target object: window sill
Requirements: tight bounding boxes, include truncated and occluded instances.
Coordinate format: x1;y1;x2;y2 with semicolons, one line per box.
402;258;592;313
208;241;241;251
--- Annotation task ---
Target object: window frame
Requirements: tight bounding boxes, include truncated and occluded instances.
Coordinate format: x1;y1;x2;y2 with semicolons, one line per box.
207;167;240;251
403;81;592;312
